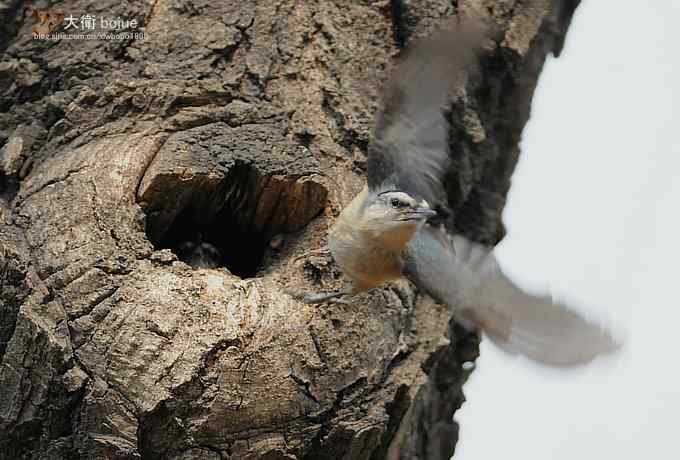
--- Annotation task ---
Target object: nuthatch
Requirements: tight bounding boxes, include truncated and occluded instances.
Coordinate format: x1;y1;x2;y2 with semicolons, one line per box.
292;19;619;366
178;233;222;269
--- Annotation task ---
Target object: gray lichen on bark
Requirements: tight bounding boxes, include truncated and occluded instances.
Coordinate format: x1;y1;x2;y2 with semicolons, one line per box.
0;0;580;459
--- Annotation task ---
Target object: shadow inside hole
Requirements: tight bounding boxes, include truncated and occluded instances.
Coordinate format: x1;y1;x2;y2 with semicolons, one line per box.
143;159;328;278
156;206;269;278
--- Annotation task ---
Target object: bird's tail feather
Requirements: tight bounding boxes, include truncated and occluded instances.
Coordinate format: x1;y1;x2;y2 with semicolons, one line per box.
450;235;621;366
404;229;621;366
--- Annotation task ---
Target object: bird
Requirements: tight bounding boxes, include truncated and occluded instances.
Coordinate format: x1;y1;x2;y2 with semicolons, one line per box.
290;19;620;366
178;233;222;269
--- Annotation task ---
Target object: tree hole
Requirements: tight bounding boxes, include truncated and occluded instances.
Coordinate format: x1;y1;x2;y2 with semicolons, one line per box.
141;162;328;278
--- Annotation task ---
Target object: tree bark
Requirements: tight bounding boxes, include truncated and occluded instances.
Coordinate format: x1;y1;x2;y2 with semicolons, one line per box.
0;0;580;459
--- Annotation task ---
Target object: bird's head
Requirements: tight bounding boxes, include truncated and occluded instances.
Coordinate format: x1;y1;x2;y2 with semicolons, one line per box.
359;190;437;249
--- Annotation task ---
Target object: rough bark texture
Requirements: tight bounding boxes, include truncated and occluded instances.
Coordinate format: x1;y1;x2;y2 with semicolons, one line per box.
0;0;580;459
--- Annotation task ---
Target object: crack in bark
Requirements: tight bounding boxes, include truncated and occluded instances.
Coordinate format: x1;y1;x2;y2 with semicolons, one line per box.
308;324;328;368
304;376;369;457
144;0;162;30
389;0;408;49
134;133;169;204
195;444;225;460
15;164;88;205
288;370;320;405
67;284;119;321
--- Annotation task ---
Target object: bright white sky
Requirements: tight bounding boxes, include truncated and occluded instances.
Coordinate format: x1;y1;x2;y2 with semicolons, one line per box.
455;1;680;459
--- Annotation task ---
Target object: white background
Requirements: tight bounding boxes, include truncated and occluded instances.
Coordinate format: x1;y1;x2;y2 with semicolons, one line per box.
455;1;680;459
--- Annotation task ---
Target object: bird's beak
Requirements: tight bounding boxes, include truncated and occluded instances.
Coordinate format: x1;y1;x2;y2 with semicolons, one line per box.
415;199;436;218
414;207;437;219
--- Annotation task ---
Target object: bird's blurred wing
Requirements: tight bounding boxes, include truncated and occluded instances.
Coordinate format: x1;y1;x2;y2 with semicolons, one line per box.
368;19;488;206
405;230;621;367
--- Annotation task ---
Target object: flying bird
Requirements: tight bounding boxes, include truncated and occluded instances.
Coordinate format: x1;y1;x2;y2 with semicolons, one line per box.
292;19;620;366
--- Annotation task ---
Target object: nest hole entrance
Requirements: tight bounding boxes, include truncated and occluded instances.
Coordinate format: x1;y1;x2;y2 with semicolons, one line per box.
143;163;328;278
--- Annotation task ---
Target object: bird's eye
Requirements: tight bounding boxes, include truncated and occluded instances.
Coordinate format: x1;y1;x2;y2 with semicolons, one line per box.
390;198;402;208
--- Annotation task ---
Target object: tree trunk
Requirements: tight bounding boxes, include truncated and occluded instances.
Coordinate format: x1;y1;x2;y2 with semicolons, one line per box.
0;0;580;459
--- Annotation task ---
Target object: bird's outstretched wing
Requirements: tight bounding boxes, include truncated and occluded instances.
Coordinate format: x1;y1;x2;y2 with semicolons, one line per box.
405;229;621;367
368;19;488;207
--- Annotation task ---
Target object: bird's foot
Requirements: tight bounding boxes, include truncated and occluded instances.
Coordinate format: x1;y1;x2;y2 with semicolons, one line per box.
286;288;351;305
